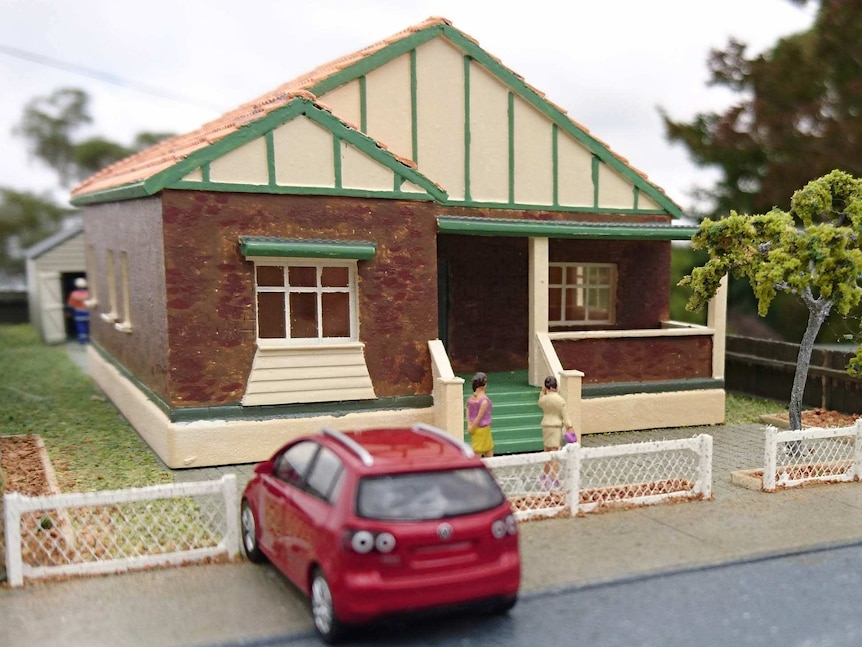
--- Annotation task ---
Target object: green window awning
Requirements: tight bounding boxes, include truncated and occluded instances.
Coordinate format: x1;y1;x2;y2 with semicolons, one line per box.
436;216;698;241
239;236;377;260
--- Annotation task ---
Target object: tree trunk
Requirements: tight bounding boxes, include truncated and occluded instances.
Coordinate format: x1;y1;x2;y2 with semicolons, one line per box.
788;297;833;430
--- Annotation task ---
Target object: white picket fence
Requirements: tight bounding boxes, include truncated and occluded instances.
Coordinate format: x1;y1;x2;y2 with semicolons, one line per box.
3;474;239;587
762;420;862;492
485;434;713;520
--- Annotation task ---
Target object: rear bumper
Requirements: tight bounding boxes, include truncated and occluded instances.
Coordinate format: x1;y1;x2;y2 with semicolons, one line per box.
332;550;521;623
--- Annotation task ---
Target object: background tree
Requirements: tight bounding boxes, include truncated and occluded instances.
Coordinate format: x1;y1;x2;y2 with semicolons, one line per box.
663;0;862;341
680;170;862;430
0;87;173;284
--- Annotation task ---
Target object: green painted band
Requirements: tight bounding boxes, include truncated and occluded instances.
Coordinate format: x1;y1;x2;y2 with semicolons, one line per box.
239;236;377;259
436;216;698;240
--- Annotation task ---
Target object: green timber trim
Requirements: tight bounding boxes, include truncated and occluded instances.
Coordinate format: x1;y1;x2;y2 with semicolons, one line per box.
239;236;377;260
171;394;433;424
582;378;724;399
305;21;683;218
72;95;446;206
437;216;699;240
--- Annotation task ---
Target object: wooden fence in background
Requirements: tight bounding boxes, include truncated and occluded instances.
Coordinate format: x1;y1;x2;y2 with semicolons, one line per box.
725;335;862;414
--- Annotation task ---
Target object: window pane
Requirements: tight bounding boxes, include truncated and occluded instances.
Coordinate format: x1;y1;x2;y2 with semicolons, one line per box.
548;287;562;321
548;265;562;284
322;292;350;337
288;266;317;288
305;447;344;503
257;292;286;338
566;266;583;284
564;288;585;320
321;266;349;288
290;292;318;338
275;442;318;487
256;265;284;287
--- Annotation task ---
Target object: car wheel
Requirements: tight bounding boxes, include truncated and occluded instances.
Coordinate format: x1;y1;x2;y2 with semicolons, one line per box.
491;594;518;615
240;499;266;563
311;569;345;644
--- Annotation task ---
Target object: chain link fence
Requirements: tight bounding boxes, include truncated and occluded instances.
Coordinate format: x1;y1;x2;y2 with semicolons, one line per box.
762;420;862;491
485;434;713;520
3;475;239;587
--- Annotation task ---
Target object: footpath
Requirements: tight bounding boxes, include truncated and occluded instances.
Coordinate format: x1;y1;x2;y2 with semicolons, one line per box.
3;345;862;645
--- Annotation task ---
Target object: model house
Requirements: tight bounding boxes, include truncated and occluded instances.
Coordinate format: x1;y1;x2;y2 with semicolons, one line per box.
71;17;727;468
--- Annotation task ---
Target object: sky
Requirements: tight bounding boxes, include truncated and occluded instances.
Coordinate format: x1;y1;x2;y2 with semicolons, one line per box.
0;0;819;213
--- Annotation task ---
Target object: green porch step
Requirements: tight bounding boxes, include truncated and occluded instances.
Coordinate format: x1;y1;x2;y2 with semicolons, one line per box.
459;371;545;455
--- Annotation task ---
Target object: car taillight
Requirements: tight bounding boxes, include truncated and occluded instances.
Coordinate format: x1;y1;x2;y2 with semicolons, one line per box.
343;529;397;554
491;514;518;539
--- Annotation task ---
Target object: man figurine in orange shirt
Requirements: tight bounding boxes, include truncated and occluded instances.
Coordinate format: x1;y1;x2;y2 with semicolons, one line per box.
67;277;90;344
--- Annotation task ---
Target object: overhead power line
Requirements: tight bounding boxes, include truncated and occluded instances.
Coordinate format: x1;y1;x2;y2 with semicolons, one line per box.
0;43;224;112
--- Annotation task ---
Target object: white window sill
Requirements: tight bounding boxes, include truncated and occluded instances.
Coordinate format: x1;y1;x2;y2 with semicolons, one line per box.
101;312;119;323
114;322;133;334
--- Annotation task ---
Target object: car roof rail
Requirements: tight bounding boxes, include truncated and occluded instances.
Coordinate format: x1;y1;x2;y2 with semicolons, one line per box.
412;423;475;458
322;428;374;466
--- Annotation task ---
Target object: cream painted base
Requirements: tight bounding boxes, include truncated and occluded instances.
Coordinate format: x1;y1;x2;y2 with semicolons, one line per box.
87;347;435;469
580;389;726;435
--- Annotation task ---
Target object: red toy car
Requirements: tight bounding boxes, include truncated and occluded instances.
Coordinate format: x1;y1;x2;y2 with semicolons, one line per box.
240;423;520;643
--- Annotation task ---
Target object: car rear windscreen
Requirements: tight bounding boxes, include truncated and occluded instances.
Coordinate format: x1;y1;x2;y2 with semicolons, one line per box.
356;468;505;521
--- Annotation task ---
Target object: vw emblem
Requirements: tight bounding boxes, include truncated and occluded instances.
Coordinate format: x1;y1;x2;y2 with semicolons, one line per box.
437;523;454;541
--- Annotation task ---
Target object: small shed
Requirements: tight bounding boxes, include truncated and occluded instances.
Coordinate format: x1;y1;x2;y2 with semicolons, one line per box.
25;221;87;344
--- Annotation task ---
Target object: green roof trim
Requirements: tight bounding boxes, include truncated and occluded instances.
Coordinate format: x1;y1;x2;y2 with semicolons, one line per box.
437;216;699;240
239;236;377;260
308;22;684;219
72;96;446;206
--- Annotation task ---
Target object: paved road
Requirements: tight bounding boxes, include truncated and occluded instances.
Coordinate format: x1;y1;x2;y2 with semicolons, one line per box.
205;541;862;647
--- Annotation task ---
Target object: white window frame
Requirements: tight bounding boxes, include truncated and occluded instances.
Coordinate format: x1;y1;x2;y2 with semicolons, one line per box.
252;258;358;345
100;250;119;324
549;262;616;326
114;251;132;333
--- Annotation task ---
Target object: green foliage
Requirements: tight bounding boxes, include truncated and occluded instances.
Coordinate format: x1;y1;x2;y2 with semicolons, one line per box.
0;324;172;491
0;188;73;279
681;170;862;426
662;2;862;220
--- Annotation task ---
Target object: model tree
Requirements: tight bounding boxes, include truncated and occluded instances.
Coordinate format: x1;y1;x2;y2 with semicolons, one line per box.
680;169;862;430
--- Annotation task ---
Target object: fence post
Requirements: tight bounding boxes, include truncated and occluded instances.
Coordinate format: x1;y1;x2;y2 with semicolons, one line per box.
221;474;239;557
4;493;24;587
763;427;777;492
697;434;713;499
565;443;581;517
854;420;862;482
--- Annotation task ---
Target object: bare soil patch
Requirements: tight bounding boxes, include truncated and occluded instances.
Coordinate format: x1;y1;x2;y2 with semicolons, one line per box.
771;408;861;428
0;435;53;496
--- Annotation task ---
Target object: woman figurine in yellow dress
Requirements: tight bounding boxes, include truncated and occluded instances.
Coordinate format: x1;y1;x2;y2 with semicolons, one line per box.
466;372;494;457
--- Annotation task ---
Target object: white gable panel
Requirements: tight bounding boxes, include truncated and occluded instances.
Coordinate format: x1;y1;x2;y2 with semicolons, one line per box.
415;38;465;200
556;133;595;207
638;192;660;210
273;116;335;188
319;81;362;130
366;53;413;162
210;137;268;185
340;141;395;191
468;61;509;203
182;168;203;182
597;163;636;209
513;95;553;205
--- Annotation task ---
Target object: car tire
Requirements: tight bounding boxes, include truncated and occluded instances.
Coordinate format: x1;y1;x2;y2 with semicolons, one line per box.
240;499;266;563
311;568;345;644
491;594;518;615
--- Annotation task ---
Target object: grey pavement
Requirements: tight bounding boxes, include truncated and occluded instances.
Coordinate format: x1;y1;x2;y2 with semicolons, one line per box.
3;346;862;646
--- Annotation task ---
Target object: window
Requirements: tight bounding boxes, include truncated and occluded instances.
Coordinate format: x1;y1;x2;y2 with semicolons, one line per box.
305;446;345;503
274;441;319;488
101;250;119;323
254;260;355;342
548;262;615;325
115;251;132;333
